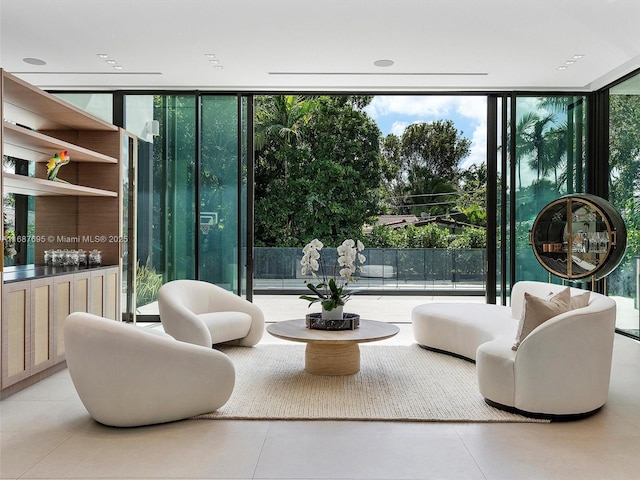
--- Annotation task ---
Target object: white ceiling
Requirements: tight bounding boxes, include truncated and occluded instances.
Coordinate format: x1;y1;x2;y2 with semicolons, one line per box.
1;0;639;93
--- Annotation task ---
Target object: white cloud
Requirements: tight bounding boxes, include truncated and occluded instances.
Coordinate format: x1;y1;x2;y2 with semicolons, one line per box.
455;96;487;169
461;122;486;169
365;95;457;119
366;95;488;169
390;121;409;136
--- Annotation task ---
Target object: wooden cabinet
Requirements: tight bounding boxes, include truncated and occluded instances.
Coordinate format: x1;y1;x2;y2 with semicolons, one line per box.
73;271;91;313
1;282;31;386
530;194;627;281
85;266;120;320
1;267;120;392
1;278;53;388
103;267;120;321
1;69;126;395
30;278;54;375
52;274;73;363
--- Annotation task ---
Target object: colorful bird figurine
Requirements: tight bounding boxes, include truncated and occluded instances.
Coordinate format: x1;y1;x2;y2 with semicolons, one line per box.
46;150;70;182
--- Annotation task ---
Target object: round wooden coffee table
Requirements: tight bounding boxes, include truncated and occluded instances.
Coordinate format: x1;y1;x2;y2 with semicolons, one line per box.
266;319;399;375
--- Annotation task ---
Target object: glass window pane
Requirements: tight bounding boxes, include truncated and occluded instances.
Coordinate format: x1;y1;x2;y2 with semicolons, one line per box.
125;94;197;314
200;96;240;290
53;93;113;123
514;95;587;283
609;74;640;337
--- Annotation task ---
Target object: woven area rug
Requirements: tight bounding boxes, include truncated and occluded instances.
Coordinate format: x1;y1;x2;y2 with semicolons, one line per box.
196;343;547;423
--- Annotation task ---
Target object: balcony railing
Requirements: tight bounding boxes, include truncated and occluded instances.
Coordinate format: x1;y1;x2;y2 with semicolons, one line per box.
254;247;486;294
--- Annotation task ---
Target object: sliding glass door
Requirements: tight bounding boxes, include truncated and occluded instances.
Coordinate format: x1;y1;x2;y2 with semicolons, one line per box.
124;93;250;320
608;72;640;337
489;94;588;304
199;95;249;293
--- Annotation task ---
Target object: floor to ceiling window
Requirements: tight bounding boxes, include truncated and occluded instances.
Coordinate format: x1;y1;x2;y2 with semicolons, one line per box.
50;87;635;338
199;95;248;294
511;95;587;284
124;94;248;319
608;72;640;337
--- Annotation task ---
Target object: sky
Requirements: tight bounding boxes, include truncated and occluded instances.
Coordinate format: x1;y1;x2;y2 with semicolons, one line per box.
364;95;487;170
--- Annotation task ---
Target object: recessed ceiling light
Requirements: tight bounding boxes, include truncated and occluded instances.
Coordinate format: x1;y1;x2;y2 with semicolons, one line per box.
209;59;220;65
106;59;117;64
565;60;576;65
23;57;46;65
213;65;224;70
572;54;585;59
96;53;109;59
373;59;394;67
205;53;216;59
557;65;568;70
113;65;124;70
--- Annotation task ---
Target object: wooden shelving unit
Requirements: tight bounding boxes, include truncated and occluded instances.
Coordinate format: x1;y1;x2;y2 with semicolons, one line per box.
1;70;117;132
1;68;126;396
3;122;118;164
3;173;118;197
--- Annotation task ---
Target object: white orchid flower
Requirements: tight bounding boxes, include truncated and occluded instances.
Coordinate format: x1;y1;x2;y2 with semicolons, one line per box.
339;268;353;279
357;240;365;251
358;253;366;264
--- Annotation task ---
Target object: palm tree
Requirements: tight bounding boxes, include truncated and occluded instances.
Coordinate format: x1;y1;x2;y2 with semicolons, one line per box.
255;95;318;181
515;112;539;190
255;95;317;148
516;112;555;190
540;124;568;191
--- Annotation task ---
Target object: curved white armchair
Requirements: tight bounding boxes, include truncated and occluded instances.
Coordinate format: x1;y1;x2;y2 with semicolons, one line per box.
64;312;235;427
157;279;264;347
413;281;617;419
476;282;617;418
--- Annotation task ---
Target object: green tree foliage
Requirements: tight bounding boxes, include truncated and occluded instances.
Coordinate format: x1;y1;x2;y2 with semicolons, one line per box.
401;120;471;180
609;94;640;234
366;223;486;249
255;95;383;247
367;224;449;249
381;120;471;217
456;163;487;227
607;93;640;297
379;133;403;212
447;226;487;249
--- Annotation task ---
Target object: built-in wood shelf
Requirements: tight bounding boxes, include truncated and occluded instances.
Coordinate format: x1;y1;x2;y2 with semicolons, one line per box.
3;173;117;197
1;70;117;132
2;122;118;164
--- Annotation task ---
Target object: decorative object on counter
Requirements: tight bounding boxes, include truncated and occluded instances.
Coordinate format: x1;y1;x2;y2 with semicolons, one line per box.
44;249;88;267
305;312;360;330
46;150;70;182
88;249;102;266
299;238;366;320
529;194;627;281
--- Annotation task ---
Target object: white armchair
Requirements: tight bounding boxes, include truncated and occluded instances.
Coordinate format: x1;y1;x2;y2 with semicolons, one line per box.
157;279;264;347
64;312;235;427
412;281;617;419
476;281;617;418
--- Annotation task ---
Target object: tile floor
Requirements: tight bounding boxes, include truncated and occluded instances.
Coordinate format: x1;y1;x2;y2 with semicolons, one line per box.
1;296;640;479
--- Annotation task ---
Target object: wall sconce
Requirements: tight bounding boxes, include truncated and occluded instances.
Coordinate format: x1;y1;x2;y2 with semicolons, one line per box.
145;120;160;136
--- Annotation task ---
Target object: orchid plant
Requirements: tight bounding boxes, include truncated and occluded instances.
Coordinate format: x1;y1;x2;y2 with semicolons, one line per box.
299;238;366;311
